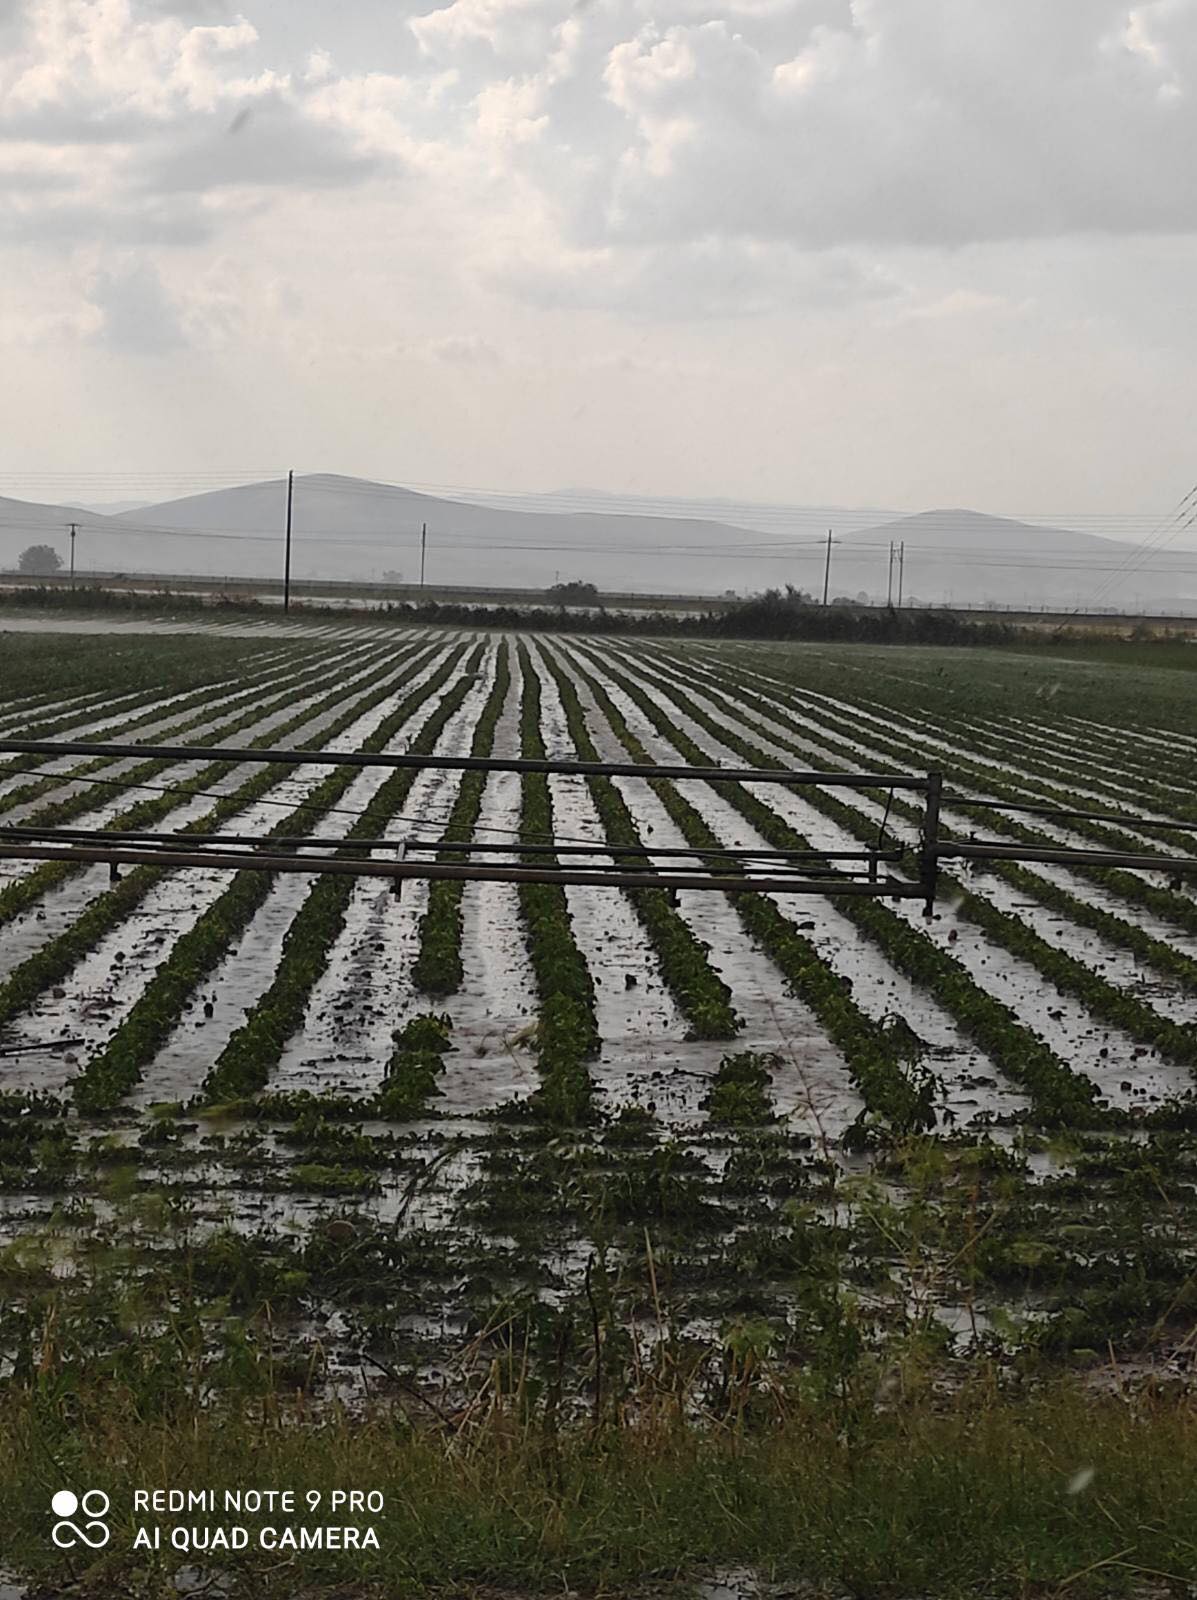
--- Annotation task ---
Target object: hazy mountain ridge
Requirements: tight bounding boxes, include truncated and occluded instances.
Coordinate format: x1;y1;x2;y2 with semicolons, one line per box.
0;476;1193;612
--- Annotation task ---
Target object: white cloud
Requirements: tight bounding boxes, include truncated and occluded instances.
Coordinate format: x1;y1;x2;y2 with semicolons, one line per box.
14;0;1193;308
490;235;901;318
4;0;1197;514
428;332;501;363
474;77;548;145
410;0;554;60
0;0;385;243
580;2;1197;250
136;92;378;191
86;257;185;351
892;288;1026;323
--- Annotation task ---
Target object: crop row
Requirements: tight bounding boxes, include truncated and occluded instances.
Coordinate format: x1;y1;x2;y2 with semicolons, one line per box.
703;1049;779;1126
650;651;1197;1075
686;648;1197;963
649;647;1196;952
0;637;413;933
535;642;741;1040
0;641;445;1078
69;639;456;1111
639;646;1195;984
557;649;939;1139
709;651;1187;805
707;636;1192;784
0;636;352;823
378;1013;454;1118
512;642;600;1124
410;643;512;996
692;648;1196;879
568;642;1103;1128
198;643;488;1104
636;643;1190;1056
883;684;1196;815
947;708;1193;799
0;650;319;787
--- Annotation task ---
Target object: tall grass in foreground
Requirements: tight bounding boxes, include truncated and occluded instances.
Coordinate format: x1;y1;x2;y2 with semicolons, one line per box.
5;1378;1197;1597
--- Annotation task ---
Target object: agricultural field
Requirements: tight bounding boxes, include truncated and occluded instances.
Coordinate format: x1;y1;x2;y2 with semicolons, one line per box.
3;613;1197;1595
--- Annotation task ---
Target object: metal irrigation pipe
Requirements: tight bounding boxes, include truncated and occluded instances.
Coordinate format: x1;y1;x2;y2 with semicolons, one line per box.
404;839;905;862
1;835;872;881
0;738;934;790
942;797;1197;833
936;840;1197;873
0;823;905;864
404;842;904;866
0;840;928;897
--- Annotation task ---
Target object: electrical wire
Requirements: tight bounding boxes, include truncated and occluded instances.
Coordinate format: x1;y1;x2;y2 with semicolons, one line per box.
9;469;1195;534
6;516;1197;572
1081;484;1197;611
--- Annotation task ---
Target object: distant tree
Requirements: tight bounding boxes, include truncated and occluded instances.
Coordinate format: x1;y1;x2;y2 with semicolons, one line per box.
547;579;600;606
18;544;63;576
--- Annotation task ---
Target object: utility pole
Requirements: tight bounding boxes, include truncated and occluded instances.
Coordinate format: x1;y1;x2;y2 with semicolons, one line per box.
886;540;894;607
283;470;294;613
822;528;833;606
897;541;905;609
419;522;427;589
67;522;77;588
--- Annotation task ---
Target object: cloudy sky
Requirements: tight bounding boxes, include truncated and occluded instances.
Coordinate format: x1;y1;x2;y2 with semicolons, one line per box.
2;0;1196;517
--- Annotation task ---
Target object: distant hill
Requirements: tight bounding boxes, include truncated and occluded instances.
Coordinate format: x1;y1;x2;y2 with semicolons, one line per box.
64;499;153;516
835;509;1197;612
0;495;113;575
456;485;899;540
102;475;776;595
1;476;1195;612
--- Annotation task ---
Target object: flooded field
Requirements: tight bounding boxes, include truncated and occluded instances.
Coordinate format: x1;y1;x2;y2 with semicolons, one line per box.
2;616;1197;1434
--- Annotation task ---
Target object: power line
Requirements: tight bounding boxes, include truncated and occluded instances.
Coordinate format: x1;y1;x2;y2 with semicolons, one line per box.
1080;484;1197;612
9;513;1197;568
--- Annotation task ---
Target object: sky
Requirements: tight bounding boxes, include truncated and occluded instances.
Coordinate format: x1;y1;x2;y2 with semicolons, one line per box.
2;0;1197;522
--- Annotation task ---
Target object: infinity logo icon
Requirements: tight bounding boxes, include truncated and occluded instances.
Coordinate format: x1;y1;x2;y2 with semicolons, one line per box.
51;1489;111;1549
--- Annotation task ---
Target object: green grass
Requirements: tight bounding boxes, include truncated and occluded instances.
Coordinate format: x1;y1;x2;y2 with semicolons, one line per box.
5;1378;1197;1596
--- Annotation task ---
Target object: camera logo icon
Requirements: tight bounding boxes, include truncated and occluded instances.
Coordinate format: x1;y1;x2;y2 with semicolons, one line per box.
51;1489;111;1549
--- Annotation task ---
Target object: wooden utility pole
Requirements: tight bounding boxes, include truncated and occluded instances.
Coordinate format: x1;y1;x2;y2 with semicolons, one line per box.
897;541;905;608
419;522;427;589
68;522;77;588
886;540;894;607
822;529;833;605
283;470;294;613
